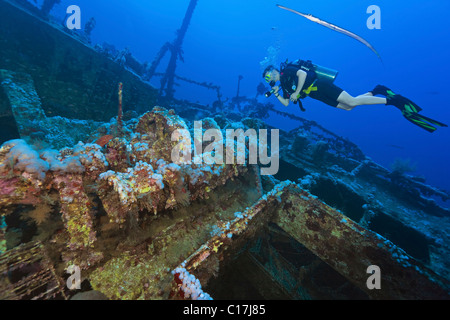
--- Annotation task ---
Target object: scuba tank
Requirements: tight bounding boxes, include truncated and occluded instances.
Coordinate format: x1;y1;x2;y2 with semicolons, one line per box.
313;64;339;83
290;59;339;83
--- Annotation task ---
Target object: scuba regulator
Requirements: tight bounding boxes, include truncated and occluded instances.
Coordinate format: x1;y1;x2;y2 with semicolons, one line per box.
293;95;306;112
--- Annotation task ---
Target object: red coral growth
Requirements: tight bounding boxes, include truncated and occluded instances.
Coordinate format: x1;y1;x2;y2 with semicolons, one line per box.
95;135;114;148
170;273;185;299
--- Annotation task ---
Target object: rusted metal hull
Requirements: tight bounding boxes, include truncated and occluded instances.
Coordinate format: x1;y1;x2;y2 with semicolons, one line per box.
171;183;450;300
276;186;450;299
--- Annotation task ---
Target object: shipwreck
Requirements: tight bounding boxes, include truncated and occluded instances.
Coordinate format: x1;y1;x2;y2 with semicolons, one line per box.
0;0;449;300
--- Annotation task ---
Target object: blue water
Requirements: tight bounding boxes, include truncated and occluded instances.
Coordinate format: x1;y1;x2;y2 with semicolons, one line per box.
41;0;450;192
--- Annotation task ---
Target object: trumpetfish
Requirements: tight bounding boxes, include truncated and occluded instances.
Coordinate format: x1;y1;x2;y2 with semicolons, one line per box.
277;4;382;62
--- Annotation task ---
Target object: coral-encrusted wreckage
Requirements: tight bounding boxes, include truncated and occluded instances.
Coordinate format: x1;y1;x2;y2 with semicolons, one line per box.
1;0;450;300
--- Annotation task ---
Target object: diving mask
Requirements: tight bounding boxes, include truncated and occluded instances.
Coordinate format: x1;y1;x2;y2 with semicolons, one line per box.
265;72;276;87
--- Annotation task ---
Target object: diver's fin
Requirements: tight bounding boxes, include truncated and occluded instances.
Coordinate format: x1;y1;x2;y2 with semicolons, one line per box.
372;85;446;132
370;85;392;97
403;112;447;133
414;114;447;128
407;112;447;128
375;86;424;112
386;94;423;113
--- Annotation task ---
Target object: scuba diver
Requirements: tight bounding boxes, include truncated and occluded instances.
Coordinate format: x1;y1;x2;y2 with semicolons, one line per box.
263;60;447;133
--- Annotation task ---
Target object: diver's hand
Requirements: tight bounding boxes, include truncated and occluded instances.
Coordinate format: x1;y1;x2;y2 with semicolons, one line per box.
272;86;280;94
290;90;301;102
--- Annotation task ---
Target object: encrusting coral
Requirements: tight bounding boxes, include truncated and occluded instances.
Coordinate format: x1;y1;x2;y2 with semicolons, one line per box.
98;161;165;224
0;106;250;261
52;173;97;250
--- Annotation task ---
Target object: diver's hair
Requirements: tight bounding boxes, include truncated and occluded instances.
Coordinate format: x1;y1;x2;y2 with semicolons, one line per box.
263;65;279;78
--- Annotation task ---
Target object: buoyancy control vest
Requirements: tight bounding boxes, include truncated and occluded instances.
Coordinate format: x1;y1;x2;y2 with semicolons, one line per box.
280;59;339;98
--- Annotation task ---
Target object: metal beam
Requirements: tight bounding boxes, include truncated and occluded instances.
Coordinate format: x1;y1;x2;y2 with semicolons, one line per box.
274;185;450;299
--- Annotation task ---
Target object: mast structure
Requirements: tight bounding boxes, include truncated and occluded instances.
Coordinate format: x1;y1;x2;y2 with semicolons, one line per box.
147;0;199;100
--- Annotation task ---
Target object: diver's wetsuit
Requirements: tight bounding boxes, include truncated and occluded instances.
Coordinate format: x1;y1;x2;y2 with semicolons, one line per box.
280;65;344;107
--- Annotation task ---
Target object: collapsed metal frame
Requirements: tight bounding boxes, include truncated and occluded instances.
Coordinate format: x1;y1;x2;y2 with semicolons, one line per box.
0;241;67;300
170;182;450;300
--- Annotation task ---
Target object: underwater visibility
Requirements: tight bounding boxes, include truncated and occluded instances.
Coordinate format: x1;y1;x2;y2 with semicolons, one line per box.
0;0;449;302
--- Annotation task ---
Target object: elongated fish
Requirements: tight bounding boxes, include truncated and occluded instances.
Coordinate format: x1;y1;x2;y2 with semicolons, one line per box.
277;4;382;62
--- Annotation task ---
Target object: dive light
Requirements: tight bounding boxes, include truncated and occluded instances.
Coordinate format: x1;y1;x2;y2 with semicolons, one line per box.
265;89;276;98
